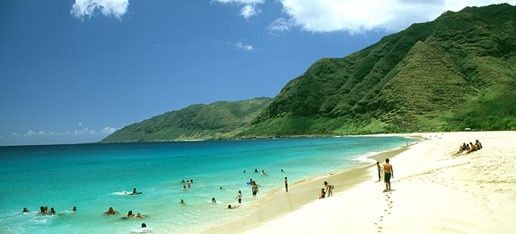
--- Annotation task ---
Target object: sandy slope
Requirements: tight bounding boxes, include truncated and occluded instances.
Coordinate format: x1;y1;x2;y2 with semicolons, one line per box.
245;131;516;234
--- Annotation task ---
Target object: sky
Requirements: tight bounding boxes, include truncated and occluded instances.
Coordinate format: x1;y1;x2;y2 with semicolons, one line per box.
0;0;513;146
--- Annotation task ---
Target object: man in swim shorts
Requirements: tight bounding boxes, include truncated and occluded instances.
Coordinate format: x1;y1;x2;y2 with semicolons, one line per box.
383;158;394;192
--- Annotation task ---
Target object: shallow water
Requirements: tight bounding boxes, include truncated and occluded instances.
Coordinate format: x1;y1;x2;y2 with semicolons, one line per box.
0;136;412;233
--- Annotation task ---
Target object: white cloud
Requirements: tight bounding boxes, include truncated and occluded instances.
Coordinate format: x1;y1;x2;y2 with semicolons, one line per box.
213;0;264;19
235;41;254;51
268;17;295;33
101;127;118;135
276;0;515;33
240;5;260;18
71;0;129;19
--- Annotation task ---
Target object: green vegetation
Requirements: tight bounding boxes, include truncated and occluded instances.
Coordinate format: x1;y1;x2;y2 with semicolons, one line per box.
102;97;272;142
242;3;515;136
104;4;515;143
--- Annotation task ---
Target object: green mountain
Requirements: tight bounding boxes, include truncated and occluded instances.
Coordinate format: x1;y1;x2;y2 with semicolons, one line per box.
102;97;272;142
240;4;515;136
104;4;515;143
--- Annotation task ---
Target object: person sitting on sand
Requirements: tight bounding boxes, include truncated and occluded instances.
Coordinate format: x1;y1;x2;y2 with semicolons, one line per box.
104;207;119;215
475;140;482;150
383;158;394;192
319;188;326;199
227;204;240;209
324;181;334;197
467;142;477;154
211;197;217;203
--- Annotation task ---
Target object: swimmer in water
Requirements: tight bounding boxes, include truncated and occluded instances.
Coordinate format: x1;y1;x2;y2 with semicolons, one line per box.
180;199;185;205
211;197;217;203
104;207;119;215
130;188;141;195
125;210;135;218
22;207;29;213
49;208;56;215
72;206;77;212
135;213;145;219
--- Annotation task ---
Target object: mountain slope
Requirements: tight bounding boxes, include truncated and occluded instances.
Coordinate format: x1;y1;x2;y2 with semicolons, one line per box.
102;97;272;142
240;4;515;136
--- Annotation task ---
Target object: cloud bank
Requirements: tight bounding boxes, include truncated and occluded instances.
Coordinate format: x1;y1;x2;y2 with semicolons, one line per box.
272;0;515;33
71;0;129;19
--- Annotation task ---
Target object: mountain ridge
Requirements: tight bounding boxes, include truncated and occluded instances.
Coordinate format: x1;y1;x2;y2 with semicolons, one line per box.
103;4;515;143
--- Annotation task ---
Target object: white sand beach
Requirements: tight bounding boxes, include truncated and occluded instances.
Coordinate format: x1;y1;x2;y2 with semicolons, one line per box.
206;131;516;234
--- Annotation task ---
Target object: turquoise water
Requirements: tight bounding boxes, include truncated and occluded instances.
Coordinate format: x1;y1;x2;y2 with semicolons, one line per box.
0;137;411;233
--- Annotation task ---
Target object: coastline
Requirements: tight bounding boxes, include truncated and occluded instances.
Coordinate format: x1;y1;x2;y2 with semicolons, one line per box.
200;134;421;234
244;131;516;233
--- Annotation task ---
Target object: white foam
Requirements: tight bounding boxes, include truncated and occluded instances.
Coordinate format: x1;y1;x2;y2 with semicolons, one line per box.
131;227;153;233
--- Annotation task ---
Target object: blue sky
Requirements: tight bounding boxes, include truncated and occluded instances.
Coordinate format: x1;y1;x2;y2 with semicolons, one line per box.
0;0;512;146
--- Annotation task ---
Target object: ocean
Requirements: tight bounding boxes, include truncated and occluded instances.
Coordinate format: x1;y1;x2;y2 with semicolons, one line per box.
0;136;412;233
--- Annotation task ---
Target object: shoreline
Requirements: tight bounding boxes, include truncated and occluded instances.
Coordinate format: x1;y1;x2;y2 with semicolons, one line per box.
200;134;422;234
244;131;516;233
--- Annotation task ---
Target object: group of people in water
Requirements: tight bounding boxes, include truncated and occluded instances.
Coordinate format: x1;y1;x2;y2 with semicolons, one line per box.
457;139;482;154
181;179;194;191
22;205;77;215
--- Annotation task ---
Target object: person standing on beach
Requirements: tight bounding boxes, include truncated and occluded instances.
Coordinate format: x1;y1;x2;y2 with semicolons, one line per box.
383;158;394;192
284;177;289;192
252;181;259;196
376;161;382;181
324;181;334;197
236;190;242;203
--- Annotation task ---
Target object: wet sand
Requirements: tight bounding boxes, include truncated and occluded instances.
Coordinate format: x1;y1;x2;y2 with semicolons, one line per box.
201;138;417;234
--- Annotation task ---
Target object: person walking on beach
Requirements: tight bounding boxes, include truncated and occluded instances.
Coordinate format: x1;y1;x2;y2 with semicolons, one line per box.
324;181;334;197
376;161;382;181
284;177;289;192
236;190;242;203
383;158;394;192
